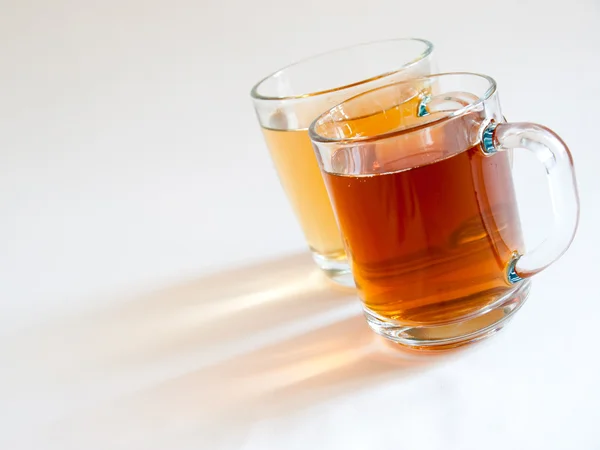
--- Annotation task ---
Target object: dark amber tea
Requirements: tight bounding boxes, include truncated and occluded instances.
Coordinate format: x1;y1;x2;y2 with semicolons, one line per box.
324;142;524;325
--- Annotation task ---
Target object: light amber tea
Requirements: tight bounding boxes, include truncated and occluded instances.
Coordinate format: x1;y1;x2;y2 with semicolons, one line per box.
262;127;345;261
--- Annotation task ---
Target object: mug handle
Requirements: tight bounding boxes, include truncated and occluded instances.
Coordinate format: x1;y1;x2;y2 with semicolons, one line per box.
481;121;580;283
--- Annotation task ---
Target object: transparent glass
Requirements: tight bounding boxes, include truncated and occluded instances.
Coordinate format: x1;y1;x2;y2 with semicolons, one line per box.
250;39;435;286
310;73;579;349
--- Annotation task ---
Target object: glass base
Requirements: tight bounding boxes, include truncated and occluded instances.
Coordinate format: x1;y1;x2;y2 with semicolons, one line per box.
311;250;355;288
364;280;532;350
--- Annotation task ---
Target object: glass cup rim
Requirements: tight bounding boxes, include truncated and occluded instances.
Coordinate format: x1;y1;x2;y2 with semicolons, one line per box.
308;72;497;145
250;38;434;101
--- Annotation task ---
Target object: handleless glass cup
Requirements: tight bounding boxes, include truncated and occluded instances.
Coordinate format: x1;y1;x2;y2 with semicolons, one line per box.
251;39;435;286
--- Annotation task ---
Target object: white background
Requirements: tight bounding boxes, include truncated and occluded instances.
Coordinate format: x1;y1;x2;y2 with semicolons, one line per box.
1;0;599;448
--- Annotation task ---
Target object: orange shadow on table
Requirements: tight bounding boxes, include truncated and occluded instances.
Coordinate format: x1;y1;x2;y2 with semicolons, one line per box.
3;252;459;449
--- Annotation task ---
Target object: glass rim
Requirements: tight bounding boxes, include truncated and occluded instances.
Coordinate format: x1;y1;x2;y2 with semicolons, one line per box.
249;38;434;101
308;72;497;145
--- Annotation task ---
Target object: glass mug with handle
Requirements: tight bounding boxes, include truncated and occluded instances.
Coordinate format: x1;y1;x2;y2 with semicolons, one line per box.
309;73;579;349
251;39;435;286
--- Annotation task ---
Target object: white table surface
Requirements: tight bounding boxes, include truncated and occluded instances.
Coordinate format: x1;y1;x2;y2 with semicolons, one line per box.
1;0;599;448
